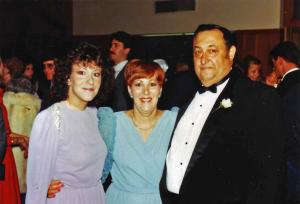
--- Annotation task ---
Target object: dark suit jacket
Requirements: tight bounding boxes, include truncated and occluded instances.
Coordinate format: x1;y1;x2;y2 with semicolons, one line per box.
110;68;132;112
0;108;6;180
277;69;300;203
158;70;199;109
160;70;286;204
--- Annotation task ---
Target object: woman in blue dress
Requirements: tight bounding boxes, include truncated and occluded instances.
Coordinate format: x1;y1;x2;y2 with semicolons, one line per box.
48;59;178;204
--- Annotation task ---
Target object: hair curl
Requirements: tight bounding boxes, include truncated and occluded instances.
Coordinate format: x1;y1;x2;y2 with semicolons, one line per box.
50;42;114;107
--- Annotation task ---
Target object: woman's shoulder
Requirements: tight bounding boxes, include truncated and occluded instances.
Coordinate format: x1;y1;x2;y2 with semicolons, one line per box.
163;106;179;117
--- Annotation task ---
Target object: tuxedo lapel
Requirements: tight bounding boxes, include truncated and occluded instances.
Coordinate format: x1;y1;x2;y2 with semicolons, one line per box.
180;71;238;191
277;69;300;96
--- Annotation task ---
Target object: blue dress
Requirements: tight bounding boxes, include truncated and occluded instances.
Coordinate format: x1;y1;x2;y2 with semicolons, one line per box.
98;108;177;204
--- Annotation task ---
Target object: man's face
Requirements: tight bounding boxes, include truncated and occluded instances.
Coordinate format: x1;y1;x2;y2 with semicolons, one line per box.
272;57;284;79
43;60;55;80
193;29;236;87
109;39;130;64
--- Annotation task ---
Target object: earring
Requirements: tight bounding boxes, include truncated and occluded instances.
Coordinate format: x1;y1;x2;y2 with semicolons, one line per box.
130;95;133;98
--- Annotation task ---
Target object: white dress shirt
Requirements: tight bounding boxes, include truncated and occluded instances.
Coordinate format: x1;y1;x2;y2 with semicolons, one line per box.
166;79;229;194
113;60;128;78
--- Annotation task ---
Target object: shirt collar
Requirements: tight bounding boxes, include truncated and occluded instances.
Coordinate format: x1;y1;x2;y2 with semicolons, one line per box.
281;67;299;81
113;60;128;78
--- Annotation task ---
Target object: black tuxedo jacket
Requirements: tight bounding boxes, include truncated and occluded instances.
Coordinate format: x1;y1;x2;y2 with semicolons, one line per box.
277;69;300;202
160;71;286;204
110;68;132;112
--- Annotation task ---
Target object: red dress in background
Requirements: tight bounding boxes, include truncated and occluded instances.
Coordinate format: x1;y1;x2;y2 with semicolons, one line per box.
0;88;21;204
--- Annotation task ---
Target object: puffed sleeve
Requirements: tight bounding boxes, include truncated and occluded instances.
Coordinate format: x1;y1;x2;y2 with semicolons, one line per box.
97;107;116;183
26;108;60;204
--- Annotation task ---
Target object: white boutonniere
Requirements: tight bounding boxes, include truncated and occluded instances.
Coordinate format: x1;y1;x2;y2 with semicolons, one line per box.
213;98;233;113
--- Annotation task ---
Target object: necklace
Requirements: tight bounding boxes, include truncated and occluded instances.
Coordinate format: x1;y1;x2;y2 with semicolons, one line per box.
130;112;158;131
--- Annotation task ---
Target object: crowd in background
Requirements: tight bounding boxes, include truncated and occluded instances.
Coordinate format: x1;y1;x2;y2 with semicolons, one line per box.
0;24;299;204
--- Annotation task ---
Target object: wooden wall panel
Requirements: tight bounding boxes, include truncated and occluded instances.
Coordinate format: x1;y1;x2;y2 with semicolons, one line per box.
235;29;284;76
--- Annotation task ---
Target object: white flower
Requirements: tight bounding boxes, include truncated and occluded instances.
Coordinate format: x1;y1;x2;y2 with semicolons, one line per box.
212;98;233;113
220;98;233;109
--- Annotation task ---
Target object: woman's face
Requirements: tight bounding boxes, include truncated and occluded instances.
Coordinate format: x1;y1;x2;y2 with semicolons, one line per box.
24;64;34;79
247;63;261;81
128;76;162;114
3;65;11;85
67;61;102;108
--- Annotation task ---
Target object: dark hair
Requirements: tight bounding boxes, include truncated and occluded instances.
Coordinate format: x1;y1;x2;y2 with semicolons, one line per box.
50;42;114;107
194;24;236;50
241;55;262;73
6;76;35;94
124;59;165;87
270;41;300;66
110;31;132;49
4;57;24;78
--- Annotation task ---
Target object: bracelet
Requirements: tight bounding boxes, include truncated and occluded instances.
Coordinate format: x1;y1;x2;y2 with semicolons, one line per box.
9;137;17;145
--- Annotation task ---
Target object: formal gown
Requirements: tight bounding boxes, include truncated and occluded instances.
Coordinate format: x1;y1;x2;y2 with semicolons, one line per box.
0;88;21;204
100;108;177;204
26;102;107;204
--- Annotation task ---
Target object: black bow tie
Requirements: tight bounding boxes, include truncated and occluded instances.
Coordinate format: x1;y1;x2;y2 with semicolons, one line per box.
198;71;232;94
198;84;217;94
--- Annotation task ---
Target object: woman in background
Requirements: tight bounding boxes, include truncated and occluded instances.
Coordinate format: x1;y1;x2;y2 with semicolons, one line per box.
3;75;41;203
0;56;29;204
242;55;263;82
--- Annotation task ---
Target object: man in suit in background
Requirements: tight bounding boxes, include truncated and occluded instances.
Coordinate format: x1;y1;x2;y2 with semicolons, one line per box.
108;31;133;111
270;41;300;204
160;24;286;204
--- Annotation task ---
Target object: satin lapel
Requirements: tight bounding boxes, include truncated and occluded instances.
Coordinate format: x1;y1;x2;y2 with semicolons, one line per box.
180;71;238;191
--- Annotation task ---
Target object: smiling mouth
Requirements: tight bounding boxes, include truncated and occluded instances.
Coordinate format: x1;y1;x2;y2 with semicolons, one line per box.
140;97;152;103
83;88;94;91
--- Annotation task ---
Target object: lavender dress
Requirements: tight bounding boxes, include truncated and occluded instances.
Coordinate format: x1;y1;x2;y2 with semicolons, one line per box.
26;102;107;204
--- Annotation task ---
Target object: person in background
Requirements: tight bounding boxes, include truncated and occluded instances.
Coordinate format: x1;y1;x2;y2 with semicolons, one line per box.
270;41;300;204
23;63;34;80
47;59;178;204
3;75;41;203
37;54;56;110
158;60;198;109
107;31;133;111
160;24;285;204
0;56;29;204
264;70;278;88
26;42;113;204
0;57;6;181
242;55;263;82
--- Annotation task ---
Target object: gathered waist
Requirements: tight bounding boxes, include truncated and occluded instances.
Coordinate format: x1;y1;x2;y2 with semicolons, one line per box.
62;181;102;189
110;183;159;194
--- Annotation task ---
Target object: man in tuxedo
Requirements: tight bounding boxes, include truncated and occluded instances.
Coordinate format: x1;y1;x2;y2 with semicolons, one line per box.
160;24;286;204
108;31;133;111
270;41;300;204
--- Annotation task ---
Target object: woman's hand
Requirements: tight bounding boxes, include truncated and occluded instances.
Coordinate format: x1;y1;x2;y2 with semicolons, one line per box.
9;133;29;158
47;180;64;198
